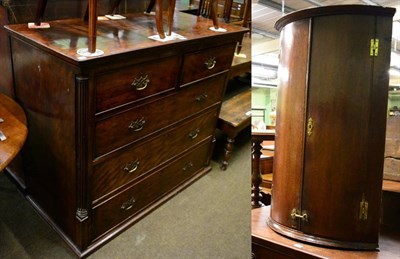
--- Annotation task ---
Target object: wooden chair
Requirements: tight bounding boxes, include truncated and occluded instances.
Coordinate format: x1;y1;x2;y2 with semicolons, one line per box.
33;0;220;52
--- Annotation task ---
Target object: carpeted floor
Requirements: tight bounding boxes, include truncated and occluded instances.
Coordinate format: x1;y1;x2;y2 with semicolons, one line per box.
0;128;251;259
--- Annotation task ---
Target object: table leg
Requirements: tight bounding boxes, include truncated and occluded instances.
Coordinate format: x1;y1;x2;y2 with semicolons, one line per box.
252;138;263;208
220;137;234;170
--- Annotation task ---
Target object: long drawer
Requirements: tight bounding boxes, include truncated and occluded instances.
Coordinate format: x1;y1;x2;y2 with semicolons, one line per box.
180;44;236;85
91;109;218;202
90;140;211;240
95;73;226;156
95;56;179;113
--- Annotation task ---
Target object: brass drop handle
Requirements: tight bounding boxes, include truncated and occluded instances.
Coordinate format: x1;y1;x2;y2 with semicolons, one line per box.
204;57;216;70
307;117;314;137
121;197;136;211
196;93;208;102
131;74;150;90
182;162;194;171
188;129;200;139
291;209;308;222
128;117;146;131
124;159;140;173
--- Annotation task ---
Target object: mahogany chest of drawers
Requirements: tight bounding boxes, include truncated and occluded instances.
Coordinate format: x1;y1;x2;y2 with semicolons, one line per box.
5;12;246;257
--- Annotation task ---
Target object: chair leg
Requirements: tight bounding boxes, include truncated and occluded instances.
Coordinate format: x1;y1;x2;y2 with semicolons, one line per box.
34;0;48;25
146;0;156;13
109;0;122;15
155;0;166;39
167;0;176;36
210;0;219;29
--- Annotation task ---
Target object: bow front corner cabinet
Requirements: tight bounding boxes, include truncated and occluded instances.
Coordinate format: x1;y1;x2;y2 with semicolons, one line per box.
269;5;395;250
5;12;247;257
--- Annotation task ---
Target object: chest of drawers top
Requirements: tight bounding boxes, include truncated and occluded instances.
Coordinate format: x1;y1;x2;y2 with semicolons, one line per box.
5;11;246;67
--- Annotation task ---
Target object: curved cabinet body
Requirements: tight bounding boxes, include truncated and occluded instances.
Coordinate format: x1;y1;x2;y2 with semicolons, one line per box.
268;5;395;249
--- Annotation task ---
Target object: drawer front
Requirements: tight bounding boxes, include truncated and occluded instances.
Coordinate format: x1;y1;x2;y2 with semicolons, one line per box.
95;56;179;113
95;73;226;156
91;141;211;240
180;44;236;85
91;109;218;201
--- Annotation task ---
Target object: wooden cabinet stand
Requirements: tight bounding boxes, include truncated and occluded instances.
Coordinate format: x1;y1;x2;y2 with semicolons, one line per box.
5;12;246;257
269;5;395;249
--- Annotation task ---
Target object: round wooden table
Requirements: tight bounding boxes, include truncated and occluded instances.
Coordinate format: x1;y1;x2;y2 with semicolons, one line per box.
0;93;27;172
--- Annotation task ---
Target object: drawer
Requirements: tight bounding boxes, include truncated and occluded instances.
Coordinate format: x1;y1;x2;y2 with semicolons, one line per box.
95;73;226;156
95;56;179;113
91;109;218;201
180;44;236;85
91;141;211;240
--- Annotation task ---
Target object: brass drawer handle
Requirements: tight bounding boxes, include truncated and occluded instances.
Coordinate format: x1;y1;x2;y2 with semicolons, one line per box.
121;197;136;211
307;117;314;137
131;74;150;90
182;162;194;171
204;57;216;70
196;93;208;102
124;159;140;173
188;129;200;139
128;117;146;131
290;209;308;222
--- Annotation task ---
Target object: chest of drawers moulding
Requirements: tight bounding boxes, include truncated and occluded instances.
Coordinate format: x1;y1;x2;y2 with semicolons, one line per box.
5;11;247;257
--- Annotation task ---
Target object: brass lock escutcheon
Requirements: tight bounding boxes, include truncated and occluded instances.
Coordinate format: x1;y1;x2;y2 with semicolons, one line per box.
204;57;216;70
307;117;314;137
131;74;150;90
128;117;146;131
121;197;136;211
291;209;308;222
124;159;140;173
188;128;200;139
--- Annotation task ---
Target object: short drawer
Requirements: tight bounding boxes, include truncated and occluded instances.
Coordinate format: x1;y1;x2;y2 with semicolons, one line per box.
91;109;218;201
95;73;226;156
91;141;211;240
95;56;179;113
180;44;236;85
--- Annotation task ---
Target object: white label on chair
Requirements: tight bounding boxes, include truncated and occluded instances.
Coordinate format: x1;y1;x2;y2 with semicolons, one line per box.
0;130;6;141
209;27;227;32
148;32;187;42
105;14;126;20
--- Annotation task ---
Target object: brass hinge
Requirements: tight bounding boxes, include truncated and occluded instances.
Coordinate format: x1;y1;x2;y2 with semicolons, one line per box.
370;39;379;57
359;193;368;221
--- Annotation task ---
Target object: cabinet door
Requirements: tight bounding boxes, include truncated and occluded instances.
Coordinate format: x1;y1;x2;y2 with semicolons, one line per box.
302;15;388;243
270;19;310;229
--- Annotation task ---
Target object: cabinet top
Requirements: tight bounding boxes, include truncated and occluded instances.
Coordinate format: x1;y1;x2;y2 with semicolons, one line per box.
275;5;396;31
5;12;247;65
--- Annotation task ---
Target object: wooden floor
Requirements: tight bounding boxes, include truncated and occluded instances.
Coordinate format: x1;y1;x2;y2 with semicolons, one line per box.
252;206;400;259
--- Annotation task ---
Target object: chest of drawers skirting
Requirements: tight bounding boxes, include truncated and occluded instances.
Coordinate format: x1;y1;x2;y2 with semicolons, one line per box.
5;12;246;257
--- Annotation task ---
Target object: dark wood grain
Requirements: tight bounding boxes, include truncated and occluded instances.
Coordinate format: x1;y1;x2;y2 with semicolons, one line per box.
252;206;400;259
6;11;247;257
5;12;246;65
270;5;394;249
91;110;218;202
95;74;226;156
271;18;309;231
